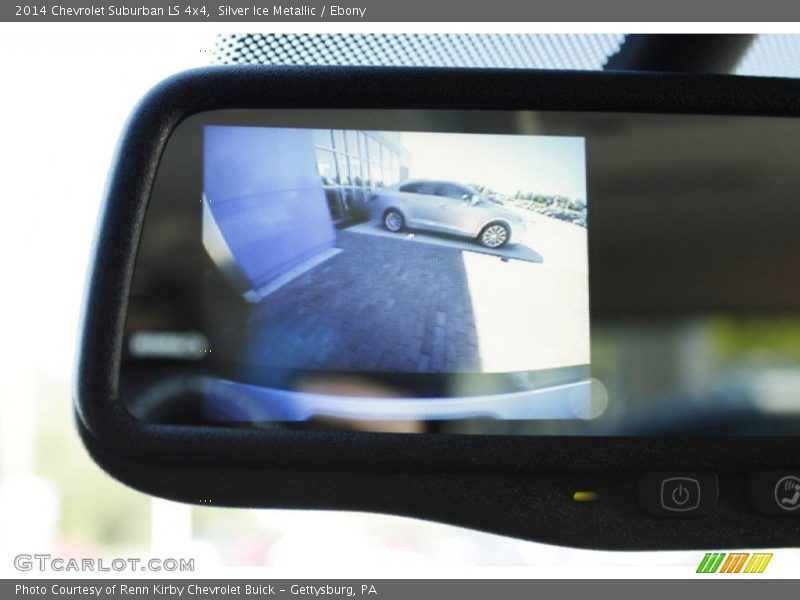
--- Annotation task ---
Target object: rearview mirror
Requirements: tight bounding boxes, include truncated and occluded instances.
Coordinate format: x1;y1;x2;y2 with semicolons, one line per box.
76;66;800;550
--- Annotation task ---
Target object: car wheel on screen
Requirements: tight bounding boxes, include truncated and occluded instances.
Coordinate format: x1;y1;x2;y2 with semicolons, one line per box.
383;209;405;233
479;223;510;248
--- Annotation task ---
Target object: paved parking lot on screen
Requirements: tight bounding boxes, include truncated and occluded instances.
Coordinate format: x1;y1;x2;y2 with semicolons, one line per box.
218;213;589;375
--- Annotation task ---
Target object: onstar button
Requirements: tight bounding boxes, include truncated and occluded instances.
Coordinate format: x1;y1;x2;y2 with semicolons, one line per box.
637;473;718;517
748;472;800;516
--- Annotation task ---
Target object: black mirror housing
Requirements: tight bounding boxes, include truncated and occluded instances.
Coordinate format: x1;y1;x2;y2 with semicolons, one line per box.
76;66;800;550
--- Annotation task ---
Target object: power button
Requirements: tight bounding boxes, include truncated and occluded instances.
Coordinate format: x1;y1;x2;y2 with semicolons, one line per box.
661;477;701;511
637;473;718;517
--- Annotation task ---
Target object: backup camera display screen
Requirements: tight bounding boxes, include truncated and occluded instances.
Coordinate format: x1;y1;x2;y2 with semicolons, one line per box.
122;109;800;436
196;125;590;423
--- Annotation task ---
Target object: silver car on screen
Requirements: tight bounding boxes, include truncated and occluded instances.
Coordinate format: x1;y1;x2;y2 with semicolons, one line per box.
371;180;527;248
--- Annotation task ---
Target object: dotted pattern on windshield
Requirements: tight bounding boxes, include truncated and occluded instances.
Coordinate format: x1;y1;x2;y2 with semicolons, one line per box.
213;33;625;70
